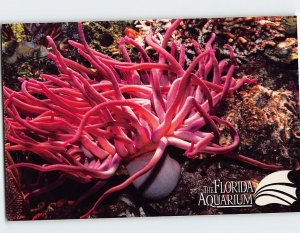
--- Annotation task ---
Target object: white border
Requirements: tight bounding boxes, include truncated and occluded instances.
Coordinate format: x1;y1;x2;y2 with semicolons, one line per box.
0;0;300;232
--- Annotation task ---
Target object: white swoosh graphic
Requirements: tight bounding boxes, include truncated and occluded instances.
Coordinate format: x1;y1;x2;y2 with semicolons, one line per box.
255;170;297;206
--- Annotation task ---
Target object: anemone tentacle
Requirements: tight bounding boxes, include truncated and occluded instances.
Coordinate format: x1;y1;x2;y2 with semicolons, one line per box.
4;20;282;218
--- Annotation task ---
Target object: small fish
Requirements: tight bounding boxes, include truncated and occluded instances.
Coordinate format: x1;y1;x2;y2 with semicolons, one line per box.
124;27;141;39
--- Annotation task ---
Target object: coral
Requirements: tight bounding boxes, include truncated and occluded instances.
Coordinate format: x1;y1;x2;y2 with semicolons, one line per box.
264;37;298;64
2;23;62;90
224;84;300;167
5;151;29;220
133;17;297;64
4;19;283;219
81;21;132;60
2;23;62;45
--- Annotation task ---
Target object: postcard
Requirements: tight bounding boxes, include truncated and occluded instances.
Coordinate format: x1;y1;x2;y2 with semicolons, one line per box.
2;16;299;220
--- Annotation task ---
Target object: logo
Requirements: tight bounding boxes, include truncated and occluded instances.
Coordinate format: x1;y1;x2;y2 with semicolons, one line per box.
198;170;299;209
198;180;255;208
255;170;297;206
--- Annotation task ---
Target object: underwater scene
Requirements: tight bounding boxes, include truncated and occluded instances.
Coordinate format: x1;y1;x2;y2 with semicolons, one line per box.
1;16;299;220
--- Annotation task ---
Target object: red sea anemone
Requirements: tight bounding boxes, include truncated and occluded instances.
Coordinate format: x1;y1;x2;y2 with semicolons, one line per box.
3;19;283;219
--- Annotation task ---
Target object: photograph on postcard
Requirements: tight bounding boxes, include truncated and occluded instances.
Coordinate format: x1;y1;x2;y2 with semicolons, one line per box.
1;16;299;220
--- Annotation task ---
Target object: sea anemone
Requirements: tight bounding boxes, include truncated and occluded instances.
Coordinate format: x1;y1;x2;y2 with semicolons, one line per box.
4;19;283;219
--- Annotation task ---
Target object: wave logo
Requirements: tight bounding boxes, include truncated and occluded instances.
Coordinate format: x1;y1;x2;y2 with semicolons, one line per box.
255;170;298;206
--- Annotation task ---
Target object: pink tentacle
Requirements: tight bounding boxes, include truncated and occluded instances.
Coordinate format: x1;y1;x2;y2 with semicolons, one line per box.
80;137;168;218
